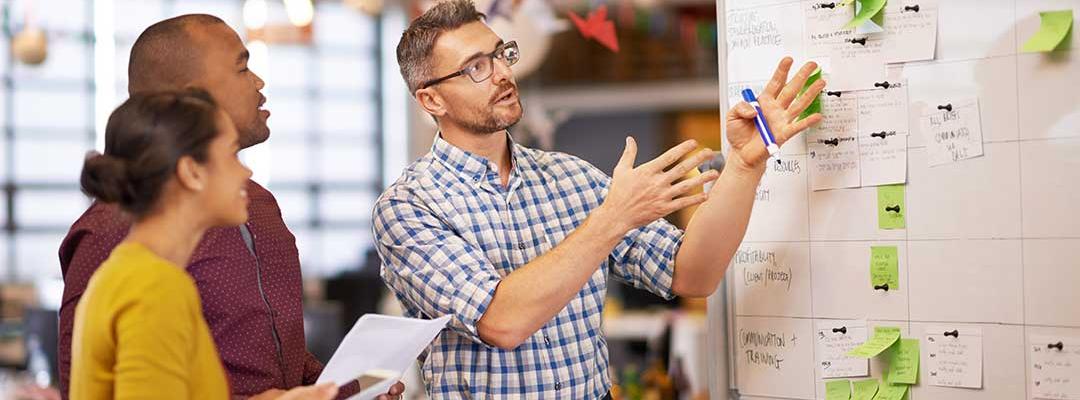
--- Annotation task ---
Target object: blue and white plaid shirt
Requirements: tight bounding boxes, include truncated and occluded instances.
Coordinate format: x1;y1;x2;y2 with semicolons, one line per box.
373;134;684;399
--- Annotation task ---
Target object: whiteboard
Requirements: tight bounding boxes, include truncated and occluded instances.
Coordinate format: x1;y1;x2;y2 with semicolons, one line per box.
712;0;1080;399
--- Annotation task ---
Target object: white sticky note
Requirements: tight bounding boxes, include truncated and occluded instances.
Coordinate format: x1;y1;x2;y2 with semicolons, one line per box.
1030;336;1080;400
856;81;909;186
828;36;887;92
883;0;939;63
925;326;983;389
816;320;871;378
809;91;862;191
804;0;856;58
919;97;985;167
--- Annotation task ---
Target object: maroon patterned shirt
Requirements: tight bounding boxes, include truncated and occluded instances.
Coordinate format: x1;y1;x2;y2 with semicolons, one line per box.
57;180;323;398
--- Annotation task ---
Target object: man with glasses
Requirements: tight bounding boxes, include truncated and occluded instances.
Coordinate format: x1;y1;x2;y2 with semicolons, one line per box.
376;0;824;398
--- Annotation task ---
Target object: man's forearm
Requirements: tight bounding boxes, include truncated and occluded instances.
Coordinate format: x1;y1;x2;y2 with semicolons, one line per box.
477;205;627;349
672;159;765;297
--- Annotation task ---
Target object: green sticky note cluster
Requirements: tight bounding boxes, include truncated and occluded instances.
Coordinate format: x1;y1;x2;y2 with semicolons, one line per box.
877;185;905;230
870;246;899;292
1022;10;1074;53
886;339;920;385
839;330;919;399
847;326;901;358
826;379;852;400
845;0;888;29
798;69;823;122
852;378;880;400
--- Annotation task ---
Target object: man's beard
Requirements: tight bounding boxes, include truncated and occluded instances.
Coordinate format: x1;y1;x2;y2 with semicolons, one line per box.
452;98;523;134
449;82;524;134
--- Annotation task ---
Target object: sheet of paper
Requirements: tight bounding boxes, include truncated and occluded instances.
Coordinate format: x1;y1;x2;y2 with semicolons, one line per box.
856;81;909;186
809;91;861;191
817;320;871;378
829;36;887;92
1022;10;1074;53
877;185;906;230
1030;335;1080;400
925;326;983;389
869;246;899;292
827;379;853;400
805;1;856;57
886;339;919;385
846;0;887;29
848;326;901;358
883;0;939;63
920;97;984;167
852;378;880;400
317;314;451;400
872;383;908;400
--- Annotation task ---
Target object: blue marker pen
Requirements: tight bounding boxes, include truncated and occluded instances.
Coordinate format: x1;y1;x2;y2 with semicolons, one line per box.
741;88;780;157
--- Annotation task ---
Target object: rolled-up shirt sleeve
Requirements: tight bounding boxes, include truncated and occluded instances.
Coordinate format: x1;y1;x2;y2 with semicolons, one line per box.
372;193;500;348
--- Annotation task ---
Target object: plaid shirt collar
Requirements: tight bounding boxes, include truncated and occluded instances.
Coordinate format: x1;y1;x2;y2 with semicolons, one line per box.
431;131;525;191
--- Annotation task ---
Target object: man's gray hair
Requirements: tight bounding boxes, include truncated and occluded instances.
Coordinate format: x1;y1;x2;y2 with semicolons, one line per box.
396;0;486;94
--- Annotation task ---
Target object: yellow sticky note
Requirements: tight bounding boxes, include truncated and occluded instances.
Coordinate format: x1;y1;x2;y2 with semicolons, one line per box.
870;246;900;292
878;185;905;230
886;339;919;385
826;380;852;400
871;383;908;400
845;0;888;29
847;326;901;358
1022;10;1073;52
852;378;880;400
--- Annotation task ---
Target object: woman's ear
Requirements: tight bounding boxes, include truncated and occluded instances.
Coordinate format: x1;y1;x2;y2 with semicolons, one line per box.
415;87;448;118
175;155;206;192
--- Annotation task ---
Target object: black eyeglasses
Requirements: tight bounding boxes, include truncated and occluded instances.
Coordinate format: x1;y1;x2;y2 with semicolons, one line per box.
420;41;520;89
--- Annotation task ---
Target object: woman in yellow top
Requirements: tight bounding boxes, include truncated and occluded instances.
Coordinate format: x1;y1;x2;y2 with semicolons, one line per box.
70;89;337;400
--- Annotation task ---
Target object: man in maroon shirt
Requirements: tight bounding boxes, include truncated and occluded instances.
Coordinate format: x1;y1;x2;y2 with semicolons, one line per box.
57;15;403;400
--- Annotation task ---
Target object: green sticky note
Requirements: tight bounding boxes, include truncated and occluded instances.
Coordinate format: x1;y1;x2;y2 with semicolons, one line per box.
1022;10;1074;52
886;339;919;384
826;379;852;400
798;69;823;121
852;378;880;400
845;0;888;29
877;185;905;230
870;246;899;292
847;326;901;358
871;383;908;400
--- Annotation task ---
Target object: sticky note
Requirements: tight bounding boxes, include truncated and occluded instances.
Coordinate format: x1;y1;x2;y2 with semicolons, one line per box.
1022;10;1073;53
798;69;823;121
852;378;880;400
845;0;888;29
872;383;908;400
886;339;920;385
870;246;899;292
826;379;852;400
877;185;905;230
847;326;901;358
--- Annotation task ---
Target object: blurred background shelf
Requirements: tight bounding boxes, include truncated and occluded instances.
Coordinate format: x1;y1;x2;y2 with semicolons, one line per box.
524;79;720;115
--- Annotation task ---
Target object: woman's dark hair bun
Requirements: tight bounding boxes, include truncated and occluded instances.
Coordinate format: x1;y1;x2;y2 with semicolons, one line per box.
79;88;221;217
80;152;134;205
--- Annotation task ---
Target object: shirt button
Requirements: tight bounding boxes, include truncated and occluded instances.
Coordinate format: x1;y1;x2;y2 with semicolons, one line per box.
555;382;562;390
544;335;551;346
518;242;527;250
